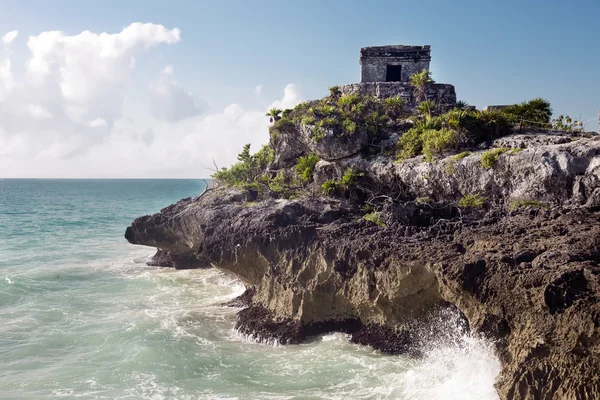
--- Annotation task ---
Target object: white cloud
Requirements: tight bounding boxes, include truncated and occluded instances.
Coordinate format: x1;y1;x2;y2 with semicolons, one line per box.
2;30;18;45
149;65;204;122
0;23;304;178
270;83;302;110
26;103;53;119
255;84;263;96
0;22;180;163
89;118;107;127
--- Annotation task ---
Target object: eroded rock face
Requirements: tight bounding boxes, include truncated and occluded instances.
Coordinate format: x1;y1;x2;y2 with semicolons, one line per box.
125;132;600;400
340;135;600;205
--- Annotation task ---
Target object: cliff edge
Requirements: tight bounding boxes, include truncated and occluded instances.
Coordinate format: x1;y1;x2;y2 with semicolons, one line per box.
125;93;600;399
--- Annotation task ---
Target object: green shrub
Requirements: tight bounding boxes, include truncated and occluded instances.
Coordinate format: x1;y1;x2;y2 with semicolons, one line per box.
422;128;459;161
509;148;524;155
383;96;407;119
321;169;363;196
363;211;386;227
459;193;487;208
417;100;435;117
481;147;510;169
329;85;342;99
453;151;471;160
337;93;362;108
212;144;274;188
321;179;338;195
270;117;296;139
312;126;325;142
340;168;362;188
509;199;548;211
301;115;316;126
295;154;320;182
552;115;584;132
342;119;357;134
503;98;552;126
397;127;424;160
269;170;296;198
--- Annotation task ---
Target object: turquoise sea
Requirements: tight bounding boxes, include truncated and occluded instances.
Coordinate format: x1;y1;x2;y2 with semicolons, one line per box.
0;179;501;400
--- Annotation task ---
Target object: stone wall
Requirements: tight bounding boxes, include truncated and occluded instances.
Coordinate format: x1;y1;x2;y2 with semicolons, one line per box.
360;45;431;83
339;82;456;112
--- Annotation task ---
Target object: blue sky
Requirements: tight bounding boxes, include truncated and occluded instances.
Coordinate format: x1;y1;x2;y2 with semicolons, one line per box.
0;0;598;177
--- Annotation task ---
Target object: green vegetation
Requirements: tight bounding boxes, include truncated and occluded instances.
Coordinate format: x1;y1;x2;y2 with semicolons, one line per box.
295;154;320;182
328;85;342;99
212;144;274;189
453;151;471;160
509;199;549;211
422;128;459;162
481;147;510;169
455;100;469;110
416;197;431;204
396;108;511;161
363;211;386;227
321;169;363;197
269;92;407;143
509;147;524;155
384;96;407;119
459;193;487;209
270;117;296;140
552;115;584;132
410;70;434;116
502;98;552;127
268;170;295;197
266;108;283;123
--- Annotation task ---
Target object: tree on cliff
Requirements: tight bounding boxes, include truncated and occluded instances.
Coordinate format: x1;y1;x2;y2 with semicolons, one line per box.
410;70;434;116
266;108;283;123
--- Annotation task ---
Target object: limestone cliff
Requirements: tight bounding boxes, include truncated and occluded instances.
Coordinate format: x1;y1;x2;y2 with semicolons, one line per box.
125;96;600;399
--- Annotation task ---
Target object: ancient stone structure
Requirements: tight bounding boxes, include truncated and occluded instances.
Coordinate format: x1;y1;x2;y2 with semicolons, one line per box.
360;45;431;83
339;45;456;111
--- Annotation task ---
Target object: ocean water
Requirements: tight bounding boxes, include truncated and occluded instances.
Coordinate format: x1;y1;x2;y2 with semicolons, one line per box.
0;179;501;400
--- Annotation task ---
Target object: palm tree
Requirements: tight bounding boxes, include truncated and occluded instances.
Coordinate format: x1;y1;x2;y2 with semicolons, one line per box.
455;100;469;110
410;70;434;116
266;108;283;123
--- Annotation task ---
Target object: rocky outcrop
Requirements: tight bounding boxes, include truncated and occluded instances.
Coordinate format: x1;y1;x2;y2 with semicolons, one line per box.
125;132;600;399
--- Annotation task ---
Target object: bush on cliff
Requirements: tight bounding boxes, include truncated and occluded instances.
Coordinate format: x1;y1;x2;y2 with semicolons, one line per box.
502;98;552;127
459;193;487;208
481;147;510;169
212;144;274;190
322;169;363;198
295;154;320;182
396;108;512;161
269;93;409;144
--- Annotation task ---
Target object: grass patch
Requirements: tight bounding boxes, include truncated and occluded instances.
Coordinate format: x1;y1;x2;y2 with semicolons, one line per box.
453;151;471;160
509;148;524;155
481;147;510;169
509;199;548;211
459;193;487;209
416;197;431;204
363;211;386;228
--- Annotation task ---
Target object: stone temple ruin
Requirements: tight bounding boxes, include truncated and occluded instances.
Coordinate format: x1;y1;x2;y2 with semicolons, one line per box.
340;45;456;111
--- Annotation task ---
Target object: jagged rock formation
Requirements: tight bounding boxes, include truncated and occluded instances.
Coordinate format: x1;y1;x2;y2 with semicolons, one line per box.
125;107;600;398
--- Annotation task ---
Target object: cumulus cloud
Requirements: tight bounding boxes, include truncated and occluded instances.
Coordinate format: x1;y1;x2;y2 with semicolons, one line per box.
2;30;18;45
149;65;205;122
269;83;302;110
0;23;180;163
0;23;304;178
